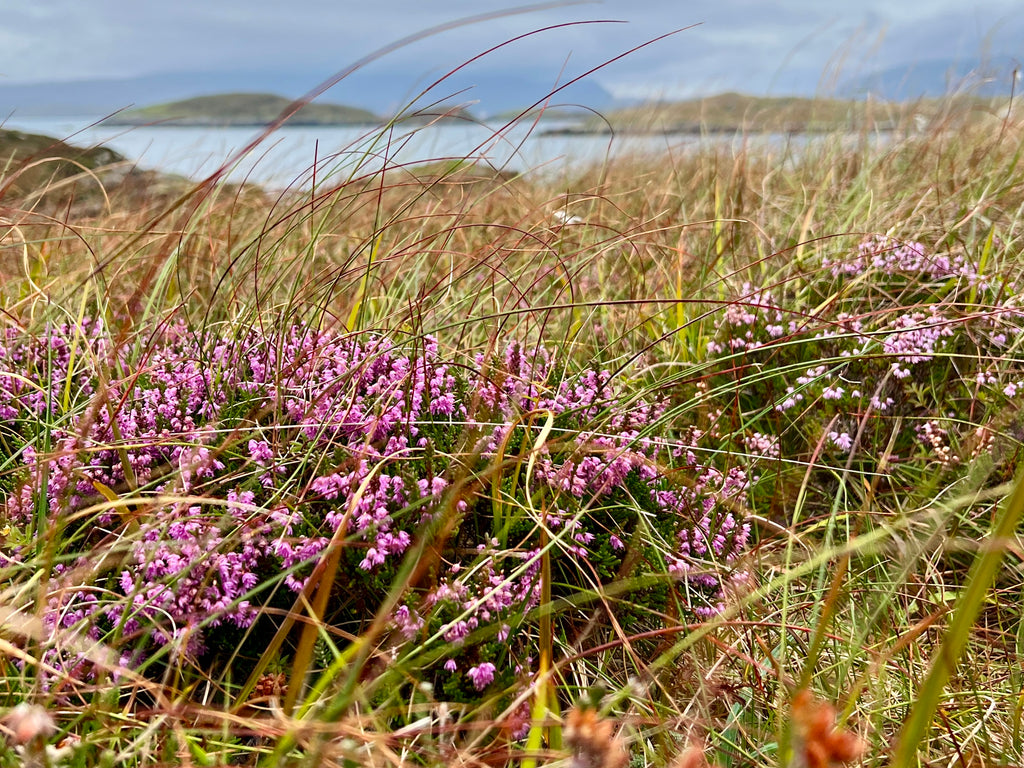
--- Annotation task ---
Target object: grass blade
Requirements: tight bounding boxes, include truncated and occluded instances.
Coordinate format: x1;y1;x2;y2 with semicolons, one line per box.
893;468;1024;767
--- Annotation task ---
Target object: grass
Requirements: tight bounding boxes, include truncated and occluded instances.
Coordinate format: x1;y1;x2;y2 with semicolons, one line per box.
0;128;132;201
0;66;1023;768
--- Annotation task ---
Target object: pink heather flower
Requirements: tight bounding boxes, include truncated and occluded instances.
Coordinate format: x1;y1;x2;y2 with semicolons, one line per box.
821;385;844;400
830;235;980;283
248;439;274;464
870;396;894;411
392;605;423;640
444;659;457;672
358;547;386;571
744;432;780;458
3;323;761;687
467;662;496;690
444;620;471;644
829;431;853;452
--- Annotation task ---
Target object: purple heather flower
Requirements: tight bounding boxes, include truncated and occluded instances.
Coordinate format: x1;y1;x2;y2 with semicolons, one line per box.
444;620;471;644
392;605;424;640
467;662;496;690
829;431;854;452
2;321;767;690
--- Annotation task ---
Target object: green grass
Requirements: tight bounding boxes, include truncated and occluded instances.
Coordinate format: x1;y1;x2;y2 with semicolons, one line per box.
0;84;1023;768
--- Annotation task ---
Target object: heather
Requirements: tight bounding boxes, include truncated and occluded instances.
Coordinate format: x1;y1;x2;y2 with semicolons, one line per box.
0;96;1023;768
0;321;748;696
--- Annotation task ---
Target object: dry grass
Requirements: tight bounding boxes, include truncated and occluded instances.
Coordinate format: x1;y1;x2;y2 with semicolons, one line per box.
0;99;1022;767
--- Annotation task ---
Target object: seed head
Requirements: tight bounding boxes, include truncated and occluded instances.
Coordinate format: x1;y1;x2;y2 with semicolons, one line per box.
791;689;864;768
564;706;628;768
3;702;55;745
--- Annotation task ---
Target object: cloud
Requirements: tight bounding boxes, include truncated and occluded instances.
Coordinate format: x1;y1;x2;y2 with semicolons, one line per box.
0;0;1019;99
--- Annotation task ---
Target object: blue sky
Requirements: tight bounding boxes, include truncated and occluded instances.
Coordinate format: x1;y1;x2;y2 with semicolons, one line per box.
0;1;1020;99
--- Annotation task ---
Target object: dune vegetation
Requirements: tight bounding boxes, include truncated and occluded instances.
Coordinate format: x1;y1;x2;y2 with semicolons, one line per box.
0;76;1023;768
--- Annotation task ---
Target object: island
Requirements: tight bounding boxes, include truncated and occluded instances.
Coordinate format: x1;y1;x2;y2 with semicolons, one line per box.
105;92;382;127
540;91;1013;135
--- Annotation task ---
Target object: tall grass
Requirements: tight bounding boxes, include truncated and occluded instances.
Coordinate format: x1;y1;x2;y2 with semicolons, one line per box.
0;61;1023;768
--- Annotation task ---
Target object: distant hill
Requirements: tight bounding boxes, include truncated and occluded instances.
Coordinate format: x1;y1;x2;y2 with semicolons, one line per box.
840;56;1021;100
557;92;1016;135
0;68;616;119
568;93;884;134
105;92;380;127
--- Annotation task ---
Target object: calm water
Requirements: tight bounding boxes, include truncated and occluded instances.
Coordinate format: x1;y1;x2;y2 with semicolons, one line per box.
3;115;802;189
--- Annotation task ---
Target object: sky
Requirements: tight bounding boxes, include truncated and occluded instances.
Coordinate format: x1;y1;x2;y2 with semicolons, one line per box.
0;1;1021;100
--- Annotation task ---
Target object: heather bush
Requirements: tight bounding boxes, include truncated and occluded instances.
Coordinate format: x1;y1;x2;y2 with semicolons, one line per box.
7;229;1019;717
681;233;1024;529
0;321;751;698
